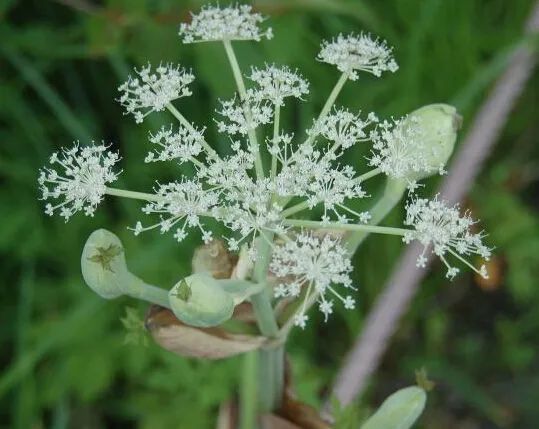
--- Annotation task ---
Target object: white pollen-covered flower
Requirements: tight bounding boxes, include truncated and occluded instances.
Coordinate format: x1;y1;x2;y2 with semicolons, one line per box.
308;107;378;150
179;4;273;43
145;124;205;164
38;143;120;221
270;233;355;327
216;96;273;135
318;33;398;80
135;180;218;243
403;196;492;280
117;63;194;123
247;64;309;106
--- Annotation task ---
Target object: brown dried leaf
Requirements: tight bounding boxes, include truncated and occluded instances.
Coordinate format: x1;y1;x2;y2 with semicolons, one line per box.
192;240;237;279
279;395;332;429
145;305;265;359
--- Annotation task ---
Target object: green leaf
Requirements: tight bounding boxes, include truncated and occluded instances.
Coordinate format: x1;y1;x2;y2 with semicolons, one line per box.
121;307;149;347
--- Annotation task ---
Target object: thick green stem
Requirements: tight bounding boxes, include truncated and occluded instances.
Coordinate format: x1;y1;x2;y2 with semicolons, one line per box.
249;234;284;413
239;351;259;429
345;178;408;253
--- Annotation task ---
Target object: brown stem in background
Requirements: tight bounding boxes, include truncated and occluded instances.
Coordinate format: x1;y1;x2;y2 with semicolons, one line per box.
328;1;539;410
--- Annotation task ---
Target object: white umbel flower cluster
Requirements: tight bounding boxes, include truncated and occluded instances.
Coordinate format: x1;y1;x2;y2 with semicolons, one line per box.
179;4;273;43
403;196;492;279
216;96;273;135
247;65;310;106
318;33;398;79
271;233;355;328
38;143;120;221
39;3;491;327
308;108;378;150
145;125;205;164
135;180;219;244
117;63;194;123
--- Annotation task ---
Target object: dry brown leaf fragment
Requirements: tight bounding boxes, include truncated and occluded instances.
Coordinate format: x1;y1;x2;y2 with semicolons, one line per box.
145;305;265;359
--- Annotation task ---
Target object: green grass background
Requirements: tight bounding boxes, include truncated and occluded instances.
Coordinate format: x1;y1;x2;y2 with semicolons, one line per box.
1;0;538;428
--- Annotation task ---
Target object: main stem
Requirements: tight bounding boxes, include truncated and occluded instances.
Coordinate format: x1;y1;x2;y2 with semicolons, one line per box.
250;233;284;414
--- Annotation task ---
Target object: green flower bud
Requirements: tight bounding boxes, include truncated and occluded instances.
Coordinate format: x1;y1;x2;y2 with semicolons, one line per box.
168;274;264;328
169;274;235;328
81;229;169;307
404;103;461;181
360;386;426;429
81;229;130;299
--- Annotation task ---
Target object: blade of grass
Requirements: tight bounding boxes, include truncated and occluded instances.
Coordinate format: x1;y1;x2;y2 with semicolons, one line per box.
2;47;93;142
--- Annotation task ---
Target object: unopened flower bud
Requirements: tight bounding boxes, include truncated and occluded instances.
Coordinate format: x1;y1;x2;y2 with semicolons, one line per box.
168;274;264;328
361;386;426;429
169;274;235;328
81;229;130;299
370;103;460;183
81;229;169;308
403;103;461;181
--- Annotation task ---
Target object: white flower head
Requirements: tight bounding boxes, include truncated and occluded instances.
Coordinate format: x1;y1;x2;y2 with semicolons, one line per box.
247;64;310;106
38;143;120;221
179;4;273;43
135;180;218;243
318;33;398;80
273;143;367;221
117;63;194;123
369;116;441;184
270;232;356;327
145;124;205;164
403;195;492;280
216;96;273;135
308;107;378;150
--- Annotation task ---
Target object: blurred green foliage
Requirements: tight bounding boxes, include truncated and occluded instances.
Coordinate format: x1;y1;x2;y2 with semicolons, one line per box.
1;0;538;428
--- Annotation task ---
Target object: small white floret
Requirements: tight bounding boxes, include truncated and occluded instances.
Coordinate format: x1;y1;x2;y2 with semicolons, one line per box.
117;63;194;123
270;232;356;327
145;124;205;164
247;64;309;106
318;33;398;80
179;4;272;43
38;143;120;221
403;195;492;279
